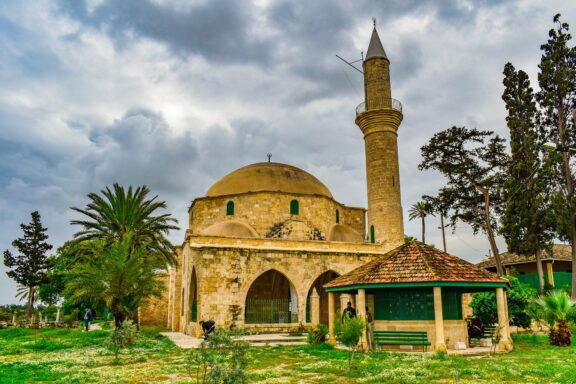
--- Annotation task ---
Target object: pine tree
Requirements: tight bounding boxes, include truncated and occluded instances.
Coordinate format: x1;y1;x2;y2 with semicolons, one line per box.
419;127;509;275
536;14;576;298
3;211;53;319
500;62;555;291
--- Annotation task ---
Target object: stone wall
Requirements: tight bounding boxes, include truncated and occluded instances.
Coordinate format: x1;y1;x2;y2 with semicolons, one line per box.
373;320;468;351
169;237;385;334
188;192;365;241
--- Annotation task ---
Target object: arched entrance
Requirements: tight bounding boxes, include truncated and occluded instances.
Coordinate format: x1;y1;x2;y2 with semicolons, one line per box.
245;270;298;324
306;270;340;325
189;268;197;322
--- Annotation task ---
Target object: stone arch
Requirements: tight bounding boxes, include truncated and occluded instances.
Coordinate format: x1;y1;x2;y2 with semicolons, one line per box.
244;269;299;324
188;268;198;322
306;270;340;325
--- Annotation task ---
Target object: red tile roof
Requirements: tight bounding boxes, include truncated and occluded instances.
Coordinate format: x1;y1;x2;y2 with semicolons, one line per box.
477;244;572;268
324;241;507;288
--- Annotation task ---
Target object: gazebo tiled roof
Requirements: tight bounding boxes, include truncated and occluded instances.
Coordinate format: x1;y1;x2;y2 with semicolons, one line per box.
324;241;507;290
477;244;572;269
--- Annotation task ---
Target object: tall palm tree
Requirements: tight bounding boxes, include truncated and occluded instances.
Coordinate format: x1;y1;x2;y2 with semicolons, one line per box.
71;183;179;265
15;285;38;322
527;290;576;346
408;201;434;244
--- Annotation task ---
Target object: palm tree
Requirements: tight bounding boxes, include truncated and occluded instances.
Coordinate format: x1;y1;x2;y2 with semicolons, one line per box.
64;236;165;327
527;290;576;346
71;183;179;265
15;285;38;322
408;201;434;244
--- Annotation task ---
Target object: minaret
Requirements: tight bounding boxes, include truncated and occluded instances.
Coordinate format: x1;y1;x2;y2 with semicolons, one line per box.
355;22;404;249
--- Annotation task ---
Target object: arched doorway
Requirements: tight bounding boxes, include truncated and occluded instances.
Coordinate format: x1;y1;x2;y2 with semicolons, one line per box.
245;270;298;324
306;270;340;325
189;268;197;322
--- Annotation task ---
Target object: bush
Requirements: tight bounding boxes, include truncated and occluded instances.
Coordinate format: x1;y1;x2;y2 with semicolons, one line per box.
107;320;138;360
307;324;328;344
470;276;535;328
186;328;249;384
334;316;365;364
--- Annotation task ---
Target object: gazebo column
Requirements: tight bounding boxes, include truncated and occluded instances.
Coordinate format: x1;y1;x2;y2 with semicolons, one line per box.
310;288;320;326
496;287;513;351
433;287;447;353
546;262;555;287
328;291;336;345
356;289;368;352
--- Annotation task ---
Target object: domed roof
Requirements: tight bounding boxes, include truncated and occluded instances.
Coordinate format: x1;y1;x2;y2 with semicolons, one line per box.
201;221;258;238
328;224;363;243
206;162;333;198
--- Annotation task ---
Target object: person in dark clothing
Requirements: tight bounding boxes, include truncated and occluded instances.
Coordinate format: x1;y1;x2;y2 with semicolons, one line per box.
83;308;93;331
342;302;357;321
199;320;215;340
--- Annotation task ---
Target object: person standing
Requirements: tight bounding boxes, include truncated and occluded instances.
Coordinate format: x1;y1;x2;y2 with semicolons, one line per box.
83;308;93;331
341;302;357;321
365;306;374;350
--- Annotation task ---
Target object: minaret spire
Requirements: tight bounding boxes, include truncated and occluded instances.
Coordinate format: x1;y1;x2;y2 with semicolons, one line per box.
355;22;404;249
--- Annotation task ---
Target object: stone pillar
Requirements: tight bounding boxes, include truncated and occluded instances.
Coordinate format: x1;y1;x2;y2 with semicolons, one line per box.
433;287;447;353
310;288;320;326
328;292;336;345
546;262;555;287
55;307;60;323
356;289;368;352
496;287;513;351
340;294;350;316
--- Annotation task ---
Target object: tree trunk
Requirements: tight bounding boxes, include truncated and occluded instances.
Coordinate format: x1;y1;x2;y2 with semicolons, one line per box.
535;249;545;293
421;217;426;244
27;287;33;322
480;190;503;275
440;214;447;252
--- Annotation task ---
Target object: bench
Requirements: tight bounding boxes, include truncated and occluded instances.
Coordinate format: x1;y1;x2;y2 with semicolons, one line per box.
373;331;431;352
469;325;497;344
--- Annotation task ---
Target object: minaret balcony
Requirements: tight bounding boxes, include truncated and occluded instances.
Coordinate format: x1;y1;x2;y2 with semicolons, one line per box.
355;97;402;116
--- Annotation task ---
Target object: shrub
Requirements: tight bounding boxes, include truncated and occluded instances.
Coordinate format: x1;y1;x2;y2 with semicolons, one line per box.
306;324;328;344
470;276;535;328
107;319;138;360
186;328;249;384
334;315;365;364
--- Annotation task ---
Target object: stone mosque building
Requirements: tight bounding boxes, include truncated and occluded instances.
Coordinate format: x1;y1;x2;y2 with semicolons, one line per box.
164;26;403;336
159;25;511;352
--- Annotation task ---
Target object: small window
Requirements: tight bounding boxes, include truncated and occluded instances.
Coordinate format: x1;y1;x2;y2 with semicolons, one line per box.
336;209;340;224
370;225;375;244
290;199;299;215
226;201;234;216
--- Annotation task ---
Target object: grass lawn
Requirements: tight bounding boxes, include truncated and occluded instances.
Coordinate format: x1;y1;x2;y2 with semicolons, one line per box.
1;328;575;383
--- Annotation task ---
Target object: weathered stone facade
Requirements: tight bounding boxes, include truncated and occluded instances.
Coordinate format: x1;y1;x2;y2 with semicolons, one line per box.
167;235;387;335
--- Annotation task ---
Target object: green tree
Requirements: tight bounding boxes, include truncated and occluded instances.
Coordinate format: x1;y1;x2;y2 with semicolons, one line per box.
71;183;179;266
38;241;78;306
64;235;165;327
3;211;53;320
536;14;576;298
419;127;509;274
470;276;535;329
527;290;576;346
423;193;451;252
500;62;556;292
334;315;365;364
408;201;434;244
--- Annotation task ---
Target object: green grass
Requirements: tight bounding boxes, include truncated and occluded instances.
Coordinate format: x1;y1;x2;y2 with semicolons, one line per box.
1;329;575;383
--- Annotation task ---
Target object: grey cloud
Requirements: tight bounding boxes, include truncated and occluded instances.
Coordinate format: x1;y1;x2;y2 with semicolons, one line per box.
57;0;273;64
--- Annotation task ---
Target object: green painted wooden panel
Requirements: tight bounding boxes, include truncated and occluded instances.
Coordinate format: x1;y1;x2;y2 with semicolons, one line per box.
370;225;375;244
373;288;434;320
553;272;572;290
226;201;234;216
441;288;462;320
191;300;197;322
290;200;299;215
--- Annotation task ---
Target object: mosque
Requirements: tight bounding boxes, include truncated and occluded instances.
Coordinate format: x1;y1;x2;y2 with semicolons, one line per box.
156;25;512;352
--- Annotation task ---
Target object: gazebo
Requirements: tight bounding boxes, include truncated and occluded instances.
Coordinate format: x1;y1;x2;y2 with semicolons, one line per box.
324;241;512;352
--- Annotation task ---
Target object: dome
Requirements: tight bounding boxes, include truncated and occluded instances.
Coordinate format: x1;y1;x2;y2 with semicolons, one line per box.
328;224;363;243
201;221;258;238
206;162;333;198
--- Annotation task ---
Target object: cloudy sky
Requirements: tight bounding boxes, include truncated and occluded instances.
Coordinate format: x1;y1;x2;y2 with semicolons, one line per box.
1;0;575;305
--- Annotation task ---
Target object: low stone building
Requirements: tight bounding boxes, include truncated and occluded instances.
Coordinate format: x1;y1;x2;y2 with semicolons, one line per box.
477;244;573;291
324;242;512;352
